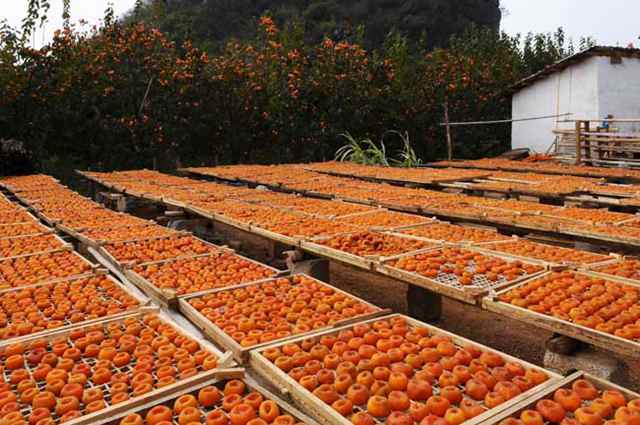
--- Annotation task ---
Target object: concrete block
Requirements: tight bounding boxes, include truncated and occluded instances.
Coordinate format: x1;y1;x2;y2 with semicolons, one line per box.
329;262;408;313
407;285;442;323
227;240;243;252
544;347;623;381
291;259;330;282
116;196;128;212
167;219;192;231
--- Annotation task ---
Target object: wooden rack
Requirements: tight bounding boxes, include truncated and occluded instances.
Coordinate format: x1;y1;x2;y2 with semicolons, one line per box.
179;273;388;362
570;119;640;166
478;371;640;424
92;368;320;425
482;271;640;358
250;313;562;425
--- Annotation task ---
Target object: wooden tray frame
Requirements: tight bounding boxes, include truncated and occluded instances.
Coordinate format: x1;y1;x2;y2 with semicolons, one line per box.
539;211;629;227
579;268;640;289
298;231;426;271
28;204;108;227
179;273;389;362
468;238;618;269
97;233;222;271
476;371;640;425
301;238;377;270
0;233;71;260
376;199;423;214
275;200;378;220
0;306;235;425
0;208;40;226
55;211;151;233
465;180;581;199
562;226;640;247
249;313;561;425
92;227;188;247
385;221;514;247
497;213;583;234
376;247;548;304
88;221;178;248
0;223;52;240
305;167;491;186
334;208;436;232
249;223;301;247
0;305;217;349
212;210;253;232
0;271;150;344
0;249;98;290
56;219;161;247
482;271;640;358
161;196;189;209
183;203;216;220
125;252;281;309
91;368;320;425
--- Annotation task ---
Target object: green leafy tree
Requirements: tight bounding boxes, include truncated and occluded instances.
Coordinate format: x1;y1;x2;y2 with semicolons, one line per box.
0;1;597;177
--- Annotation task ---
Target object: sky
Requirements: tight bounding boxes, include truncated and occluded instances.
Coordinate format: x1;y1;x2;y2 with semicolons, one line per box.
2;0;137;47
500;0;639;47
1;0;639;49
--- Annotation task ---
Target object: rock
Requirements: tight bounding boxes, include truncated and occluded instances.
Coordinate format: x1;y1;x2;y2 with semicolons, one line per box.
291;259;330;282
546;335;582;355
544;347;623;381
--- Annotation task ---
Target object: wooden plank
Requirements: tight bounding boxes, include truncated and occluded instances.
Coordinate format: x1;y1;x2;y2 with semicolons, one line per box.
300;239;376;271
249;313;561;425
579;269;640;290
125;251;280;309
0;272;149;344
482;272;640;358
476;371;640;425
250;224;300;247
468;240;616;269
0;234;71;261
96;233;222;272
376;247;547;305
124;268;179;309
562;227;640;248
376;262;481;304
68;365;250;424
178;273;387;362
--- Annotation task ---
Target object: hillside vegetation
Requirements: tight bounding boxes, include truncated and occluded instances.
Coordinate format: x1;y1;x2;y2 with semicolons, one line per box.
135;0;501;51
0;2;593;177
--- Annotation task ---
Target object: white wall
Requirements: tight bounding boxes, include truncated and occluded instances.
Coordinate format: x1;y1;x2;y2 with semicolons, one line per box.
511;57;600;152
597;56;640;133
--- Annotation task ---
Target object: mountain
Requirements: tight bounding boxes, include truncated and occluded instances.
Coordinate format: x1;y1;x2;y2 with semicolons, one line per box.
138;0;502;51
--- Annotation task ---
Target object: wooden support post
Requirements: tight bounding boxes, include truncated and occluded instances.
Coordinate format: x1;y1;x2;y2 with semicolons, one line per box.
584;121;591;162
575;121;583;165
116;196;127;212
444;102;453;161
407;285;442;323
89;181;96;200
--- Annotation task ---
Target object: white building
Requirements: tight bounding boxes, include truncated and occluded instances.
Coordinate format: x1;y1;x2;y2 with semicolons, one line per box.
511;46;640;153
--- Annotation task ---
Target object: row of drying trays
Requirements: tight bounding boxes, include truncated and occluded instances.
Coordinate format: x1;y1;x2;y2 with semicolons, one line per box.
77;169;640;359
2;174;639;425
181;164;640;248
